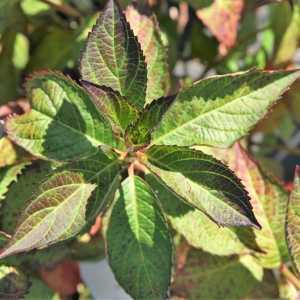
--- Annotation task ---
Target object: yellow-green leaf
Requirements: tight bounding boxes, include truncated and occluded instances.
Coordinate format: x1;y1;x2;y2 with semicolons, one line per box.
6;72;117;161
151;69;300;148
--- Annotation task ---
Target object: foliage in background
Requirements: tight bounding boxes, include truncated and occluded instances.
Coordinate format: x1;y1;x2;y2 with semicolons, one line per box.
1;0;300;299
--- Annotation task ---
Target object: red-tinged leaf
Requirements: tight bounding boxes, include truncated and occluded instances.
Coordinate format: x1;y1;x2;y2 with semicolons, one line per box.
80;0;147;109
286;165;300;275
0;171;96;259
195;0;244;55
125;4;170;104
221;143;289;268
82;80;139;137
39;261;81;297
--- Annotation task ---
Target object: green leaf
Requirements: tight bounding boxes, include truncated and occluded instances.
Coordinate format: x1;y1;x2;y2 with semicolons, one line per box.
0;32;25;104
21;0;50;16
145;172;256;256
0;162;30;202
0;171;96;259
0;1;27;104
271;3;300;66
6;72;117;161
173;250;263;300
145;145;260;228
286;166;300;274
0;162;58;234
82;80;139;137
151;69;300;147
63;149;121;221
28;16;97;71
213;143;289;268
25;277;57;300
80;0;147;109
125;4;170;104
0;1;24;34
107;175;172;299
0;266;30;299
172;250;263;300
125;95;175;146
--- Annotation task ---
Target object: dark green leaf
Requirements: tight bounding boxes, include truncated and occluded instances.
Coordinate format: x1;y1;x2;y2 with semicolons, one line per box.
107;175;172;299
125;95;175;146
28;16;97;71
0;266;30;299
6;72;117;161
80;0;147;109
0;32;28;104
145;145;260;228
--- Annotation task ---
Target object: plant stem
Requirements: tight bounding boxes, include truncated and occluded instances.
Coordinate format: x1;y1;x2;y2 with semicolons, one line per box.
128;163;135;177
41;0;81;18
280;264;300;290
133;160;148;173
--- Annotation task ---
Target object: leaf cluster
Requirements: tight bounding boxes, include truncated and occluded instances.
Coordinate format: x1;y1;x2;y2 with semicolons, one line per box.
1;0;300;299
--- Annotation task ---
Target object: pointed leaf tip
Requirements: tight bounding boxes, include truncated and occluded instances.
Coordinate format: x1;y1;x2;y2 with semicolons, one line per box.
145;145;260;228
80;0;147;108
151;69;300;148
7;72;117;161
